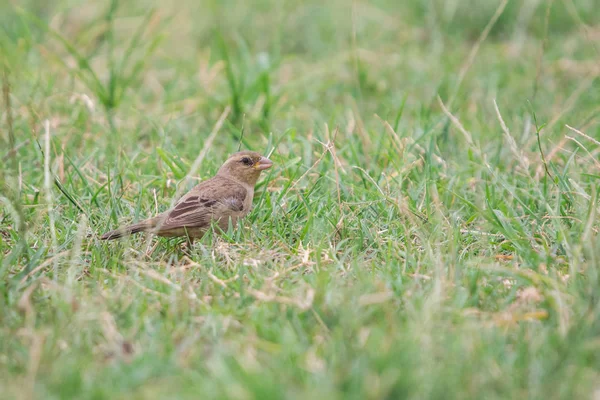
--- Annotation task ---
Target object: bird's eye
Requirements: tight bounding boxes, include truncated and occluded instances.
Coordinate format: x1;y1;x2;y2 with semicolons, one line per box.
241;157;253;165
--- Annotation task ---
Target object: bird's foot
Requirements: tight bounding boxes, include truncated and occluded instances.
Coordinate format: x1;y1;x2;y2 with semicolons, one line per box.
180;238;195;257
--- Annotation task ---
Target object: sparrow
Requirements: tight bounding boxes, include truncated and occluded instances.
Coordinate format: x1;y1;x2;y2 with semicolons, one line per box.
100;151;273;241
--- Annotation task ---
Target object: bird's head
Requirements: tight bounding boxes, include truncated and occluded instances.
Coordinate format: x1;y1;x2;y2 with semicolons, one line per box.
217;151;273;186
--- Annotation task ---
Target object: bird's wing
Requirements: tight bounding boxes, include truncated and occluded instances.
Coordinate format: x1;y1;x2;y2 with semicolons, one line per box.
158;179;247;230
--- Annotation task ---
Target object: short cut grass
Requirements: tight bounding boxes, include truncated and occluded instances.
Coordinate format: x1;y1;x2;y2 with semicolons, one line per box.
1;0;600;399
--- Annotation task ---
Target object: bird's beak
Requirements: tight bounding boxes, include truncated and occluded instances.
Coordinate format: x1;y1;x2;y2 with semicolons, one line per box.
254;156;273;171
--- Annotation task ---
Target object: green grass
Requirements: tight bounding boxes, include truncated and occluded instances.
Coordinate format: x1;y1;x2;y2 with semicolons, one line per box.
1;0;600;398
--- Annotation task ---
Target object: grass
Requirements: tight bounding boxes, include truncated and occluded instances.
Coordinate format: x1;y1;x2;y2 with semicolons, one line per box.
1;0;600;398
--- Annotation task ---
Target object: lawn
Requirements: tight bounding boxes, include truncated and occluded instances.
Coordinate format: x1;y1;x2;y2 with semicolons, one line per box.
1;0;600;398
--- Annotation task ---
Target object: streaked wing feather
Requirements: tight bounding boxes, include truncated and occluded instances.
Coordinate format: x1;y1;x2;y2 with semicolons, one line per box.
159;182;246;230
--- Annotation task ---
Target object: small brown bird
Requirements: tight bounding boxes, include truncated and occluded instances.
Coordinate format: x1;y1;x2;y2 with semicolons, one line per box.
100;151;273;241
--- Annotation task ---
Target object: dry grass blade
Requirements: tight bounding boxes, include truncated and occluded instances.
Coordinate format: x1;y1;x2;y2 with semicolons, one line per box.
324;124;342;205
494;99;530;173
2;140;31;162
566;125;600;147
133;266;182;291
448;0;510;106
170;106;232;205
565;136;600;170
562;0;600;56
543;73;599;135
142;106;231;248
247;286;315;311
288;139;330;192
437;96;480;159
19;251;71;284
358;291;394;306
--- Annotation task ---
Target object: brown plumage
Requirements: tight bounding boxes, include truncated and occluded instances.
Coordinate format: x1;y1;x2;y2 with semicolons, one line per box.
100;151;273;241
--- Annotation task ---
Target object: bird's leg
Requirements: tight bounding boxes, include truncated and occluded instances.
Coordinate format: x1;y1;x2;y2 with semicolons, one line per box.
186;236;195;248
180;234;195;257
145;239;160;258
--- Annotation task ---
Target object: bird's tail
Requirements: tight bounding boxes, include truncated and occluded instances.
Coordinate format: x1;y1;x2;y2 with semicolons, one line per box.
100;218;159;240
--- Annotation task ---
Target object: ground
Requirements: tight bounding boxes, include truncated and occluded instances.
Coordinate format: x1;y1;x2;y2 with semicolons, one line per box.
1;0;600;398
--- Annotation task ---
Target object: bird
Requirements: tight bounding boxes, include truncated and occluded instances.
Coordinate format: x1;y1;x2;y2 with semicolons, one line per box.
100;151;273;241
